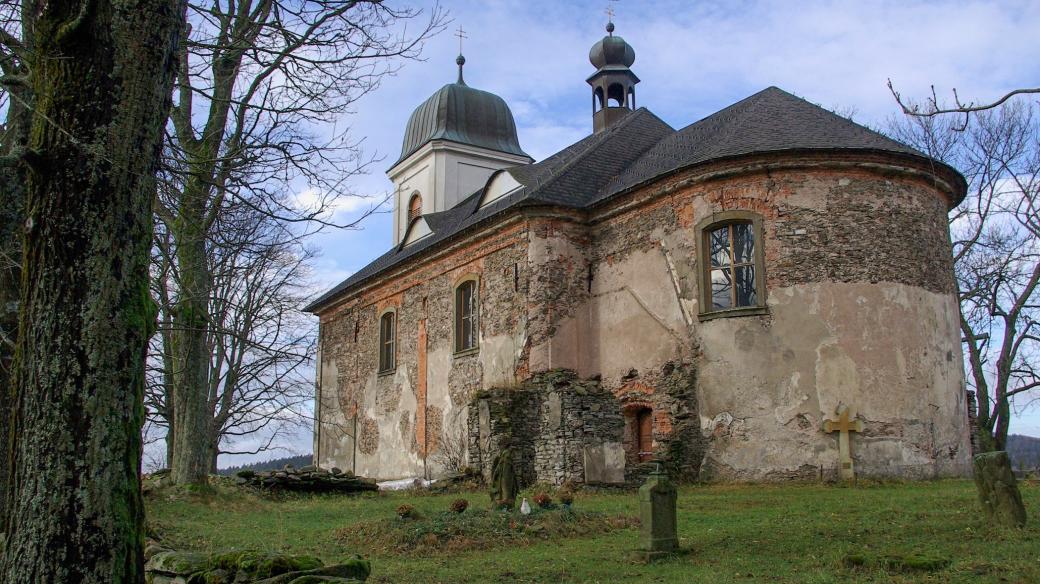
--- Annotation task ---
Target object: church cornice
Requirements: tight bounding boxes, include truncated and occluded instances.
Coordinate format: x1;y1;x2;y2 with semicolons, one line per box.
387;138;533;177
588;149;966;226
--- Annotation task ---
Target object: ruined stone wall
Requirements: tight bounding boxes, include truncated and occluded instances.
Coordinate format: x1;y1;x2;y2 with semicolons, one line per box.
314;220;531;479
467;370;629;486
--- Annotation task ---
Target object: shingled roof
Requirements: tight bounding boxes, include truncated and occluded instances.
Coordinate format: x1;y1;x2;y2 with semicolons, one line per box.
304;86;964;313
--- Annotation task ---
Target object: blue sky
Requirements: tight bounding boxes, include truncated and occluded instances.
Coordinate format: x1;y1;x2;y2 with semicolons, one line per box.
219;0;1040;466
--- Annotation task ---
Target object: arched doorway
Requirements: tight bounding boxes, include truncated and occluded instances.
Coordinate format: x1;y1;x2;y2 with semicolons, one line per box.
635;408;653;463
623;404;654;464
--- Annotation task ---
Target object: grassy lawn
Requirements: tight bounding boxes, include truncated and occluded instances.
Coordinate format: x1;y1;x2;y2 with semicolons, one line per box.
146;479;1040;583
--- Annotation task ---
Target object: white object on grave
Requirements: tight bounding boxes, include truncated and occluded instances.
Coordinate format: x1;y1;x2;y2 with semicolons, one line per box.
520;497;531;515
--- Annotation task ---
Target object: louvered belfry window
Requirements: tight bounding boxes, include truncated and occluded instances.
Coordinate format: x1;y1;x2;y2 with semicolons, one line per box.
407;194;422;222
455;280;478;353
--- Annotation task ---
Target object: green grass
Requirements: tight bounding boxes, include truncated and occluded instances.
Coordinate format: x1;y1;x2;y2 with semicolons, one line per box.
146;479;1040;583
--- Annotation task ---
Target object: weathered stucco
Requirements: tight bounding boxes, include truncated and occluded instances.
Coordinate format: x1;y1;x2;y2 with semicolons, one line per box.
313;152;972;482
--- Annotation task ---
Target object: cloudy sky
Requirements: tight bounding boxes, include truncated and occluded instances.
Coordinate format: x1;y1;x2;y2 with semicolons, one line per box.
216;0;1040;467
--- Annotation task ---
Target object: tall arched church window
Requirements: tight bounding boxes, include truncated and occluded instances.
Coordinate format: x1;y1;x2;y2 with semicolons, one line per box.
378;310;396;373
407;192;422;222
697;211;767;320
454;278;479;354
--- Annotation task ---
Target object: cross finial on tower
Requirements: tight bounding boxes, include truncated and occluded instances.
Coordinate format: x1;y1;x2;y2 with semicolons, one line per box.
605;1;617;35
455;25;467;55
454;25;468;84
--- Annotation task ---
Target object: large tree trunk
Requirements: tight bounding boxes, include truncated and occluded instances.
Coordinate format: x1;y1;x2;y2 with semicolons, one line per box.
0;0;183;580
0;50;31;535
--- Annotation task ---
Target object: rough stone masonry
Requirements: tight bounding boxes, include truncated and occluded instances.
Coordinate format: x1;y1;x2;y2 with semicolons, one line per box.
305;30;972;484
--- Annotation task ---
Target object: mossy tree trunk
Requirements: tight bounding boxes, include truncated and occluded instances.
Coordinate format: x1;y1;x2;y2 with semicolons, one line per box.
0;20;32;532
0;0;184;580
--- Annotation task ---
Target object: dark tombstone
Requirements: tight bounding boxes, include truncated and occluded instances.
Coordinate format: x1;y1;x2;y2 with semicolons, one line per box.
973;451;1027;528
636;460;678;561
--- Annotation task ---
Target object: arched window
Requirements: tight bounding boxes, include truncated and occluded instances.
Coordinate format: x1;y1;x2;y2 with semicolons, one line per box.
407;192;422;222
378;310;395;373
607;83;625;107
697;211;766;319
454;278;479;353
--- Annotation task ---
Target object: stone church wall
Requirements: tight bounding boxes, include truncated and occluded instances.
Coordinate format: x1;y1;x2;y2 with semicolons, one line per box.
526;153;972;481
313;220;533;480
316;151;974;483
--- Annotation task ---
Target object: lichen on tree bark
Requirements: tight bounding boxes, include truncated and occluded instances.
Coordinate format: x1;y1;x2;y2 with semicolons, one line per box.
0;0;184;581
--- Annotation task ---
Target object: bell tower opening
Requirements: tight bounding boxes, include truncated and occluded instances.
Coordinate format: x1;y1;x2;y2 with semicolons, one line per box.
587;20;640;132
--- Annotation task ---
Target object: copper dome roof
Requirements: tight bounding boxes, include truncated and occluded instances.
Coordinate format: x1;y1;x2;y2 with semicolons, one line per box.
395;81;529;166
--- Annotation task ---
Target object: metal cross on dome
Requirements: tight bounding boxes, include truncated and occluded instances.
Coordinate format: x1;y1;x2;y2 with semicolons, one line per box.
454;24;467;55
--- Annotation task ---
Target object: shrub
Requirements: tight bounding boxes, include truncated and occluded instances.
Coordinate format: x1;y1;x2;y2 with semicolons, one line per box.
533;493;553;509
450;498;469;513
396;504;420;520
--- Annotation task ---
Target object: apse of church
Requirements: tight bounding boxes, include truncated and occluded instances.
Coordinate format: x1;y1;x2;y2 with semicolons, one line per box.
305;21;973;483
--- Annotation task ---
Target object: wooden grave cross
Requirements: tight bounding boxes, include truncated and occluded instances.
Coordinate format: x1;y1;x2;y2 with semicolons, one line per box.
823;406;863;481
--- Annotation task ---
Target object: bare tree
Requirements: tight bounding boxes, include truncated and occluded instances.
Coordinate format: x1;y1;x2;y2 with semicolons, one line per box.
888;80;1040;129
158;0;444;485
147;196;318;471
0;0;183;579
889;101;1040;452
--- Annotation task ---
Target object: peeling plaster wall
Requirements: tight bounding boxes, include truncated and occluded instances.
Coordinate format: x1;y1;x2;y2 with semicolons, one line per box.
314;222;530;480
525;157;972;481
315;152;972;482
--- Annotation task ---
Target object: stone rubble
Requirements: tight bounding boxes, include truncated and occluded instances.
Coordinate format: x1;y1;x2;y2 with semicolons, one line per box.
235;465;378;493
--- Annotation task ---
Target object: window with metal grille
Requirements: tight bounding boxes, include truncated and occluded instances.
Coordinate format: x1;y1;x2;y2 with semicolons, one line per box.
454;279;478;353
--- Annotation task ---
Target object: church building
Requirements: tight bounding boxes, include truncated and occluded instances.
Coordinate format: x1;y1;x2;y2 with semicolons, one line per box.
305;23;973;483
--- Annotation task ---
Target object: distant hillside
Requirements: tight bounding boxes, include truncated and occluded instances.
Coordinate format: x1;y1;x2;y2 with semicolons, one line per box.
218;454;313;476
1007;434;1040;470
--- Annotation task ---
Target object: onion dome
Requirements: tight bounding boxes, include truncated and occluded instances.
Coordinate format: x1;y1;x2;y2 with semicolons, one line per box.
589;24;636;69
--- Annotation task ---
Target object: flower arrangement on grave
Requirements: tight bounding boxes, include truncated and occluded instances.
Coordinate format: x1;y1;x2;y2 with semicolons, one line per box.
450;498;469;513
533;492;553;509
495;498;515;511
558;491;574;508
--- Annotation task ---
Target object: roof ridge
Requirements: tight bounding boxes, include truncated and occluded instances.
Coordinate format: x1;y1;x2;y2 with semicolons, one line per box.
526;109;662;198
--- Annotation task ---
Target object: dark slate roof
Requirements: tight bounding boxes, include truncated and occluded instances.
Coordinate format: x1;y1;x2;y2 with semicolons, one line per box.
394;81;530;166
603;86;928;201
305;86;964;313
